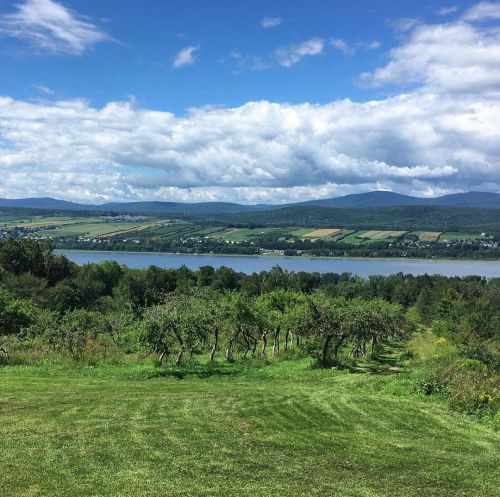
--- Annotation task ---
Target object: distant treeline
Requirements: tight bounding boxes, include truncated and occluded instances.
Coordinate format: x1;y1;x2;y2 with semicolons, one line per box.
53;236;500;260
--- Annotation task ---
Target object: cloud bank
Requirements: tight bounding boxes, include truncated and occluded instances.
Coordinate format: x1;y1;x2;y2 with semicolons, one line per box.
0;87;499;202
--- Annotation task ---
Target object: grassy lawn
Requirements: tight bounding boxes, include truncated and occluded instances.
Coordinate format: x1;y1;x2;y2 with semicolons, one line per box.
1;358;499;497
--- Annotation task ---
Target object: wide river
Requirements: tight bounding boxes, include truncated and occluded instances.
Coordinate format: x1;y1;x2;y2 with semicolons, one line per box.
56;250;500;278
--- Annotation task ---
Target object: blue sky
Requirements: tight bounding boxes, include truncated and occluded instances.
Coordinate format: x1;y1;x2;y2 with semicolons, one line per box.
0;0;478;111
0;0;499;203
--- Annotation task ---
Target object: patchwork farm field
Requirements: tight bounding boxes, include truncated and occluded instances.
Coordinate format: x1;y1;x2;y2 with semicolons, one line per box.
0;213;493;248
362;230;407;240
339;230;406;244
303;228;341;238
439;232;492;242
416;231;442;242
36;221;158;239
1;358;499;497
207;227;302;242
0;216;83;228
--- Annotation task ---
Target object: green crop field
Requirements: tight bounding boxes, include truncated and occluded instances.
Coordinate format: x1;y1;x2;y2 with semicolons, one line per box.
362;230;407;240
208;227;304;242
36;220;158;239
0;216;82;228
439;232;491;242
1;357;498;497
339;230;408;245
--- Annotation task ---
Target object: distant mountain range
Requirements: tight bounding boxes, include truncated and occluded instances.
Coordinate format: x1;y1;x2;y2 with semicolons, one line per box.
298;191;500;209
1;191;500;215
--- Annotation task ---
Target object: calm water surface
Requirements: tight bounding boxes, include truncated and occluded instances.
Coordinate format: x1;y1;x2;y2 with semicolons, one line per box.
57;251;500;278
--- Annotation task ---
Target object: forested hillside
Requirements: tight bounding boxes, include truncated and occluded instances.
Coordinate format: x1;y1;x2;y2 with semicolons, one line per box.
210;205;500;231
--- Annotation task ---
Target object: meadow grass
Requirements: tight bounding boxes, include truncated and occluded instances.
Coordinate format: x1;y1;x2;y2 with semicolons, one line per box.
1;354;499;497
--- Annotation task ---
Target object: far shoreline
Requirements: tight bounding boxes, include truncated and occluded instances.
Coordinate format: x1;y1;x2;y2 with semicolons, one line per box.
54;248;500;264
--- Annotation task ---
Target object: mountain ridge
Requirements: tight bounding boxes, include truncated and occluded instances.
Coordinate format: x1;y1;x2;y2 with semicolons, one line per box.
1;191;500;214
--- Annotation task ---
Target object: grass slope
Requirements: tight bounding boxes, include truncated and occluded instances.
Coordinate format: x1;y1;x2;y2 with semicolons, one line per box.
1;357;499;497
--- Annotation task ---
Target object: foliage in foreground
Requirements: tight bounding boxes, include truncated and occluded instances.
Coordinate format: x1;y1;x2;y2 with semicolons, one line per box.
0;238;499;421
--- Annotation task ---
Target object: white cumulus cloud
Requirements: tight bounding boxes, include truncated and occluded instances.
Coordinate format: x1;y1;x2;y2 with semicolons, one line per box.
274;38;324;67
435;5;459;16
172;45;199;68
462;1;500;21
261;17;281;28
0;0;111;55
359;13;500;94
0;89;499;203
330;38;355;55
32;84;54;95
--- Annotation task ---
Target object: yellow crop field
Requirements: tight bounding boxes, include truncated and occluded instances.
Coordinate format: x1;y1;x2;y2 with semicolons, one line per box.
419;231;441;242
304;228;341;239
362;230;407;240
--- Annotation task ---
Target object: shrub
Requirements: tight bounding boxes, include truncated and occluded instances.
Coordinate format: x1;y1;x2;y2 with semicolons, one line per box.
423;357;499;418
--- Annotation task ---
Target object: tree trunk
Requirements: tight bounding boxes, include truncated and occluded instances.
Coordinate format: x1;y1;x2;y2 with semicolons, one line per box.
225;327;241;361
321;335;333;366
272;326;280;356
261;333;267;358
174;328;184;366
242;332;251;359
351;342;363;358
209;327;219;362
175;348;184;366
158;350;166;367
332;335;347;363
251;335;257;357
